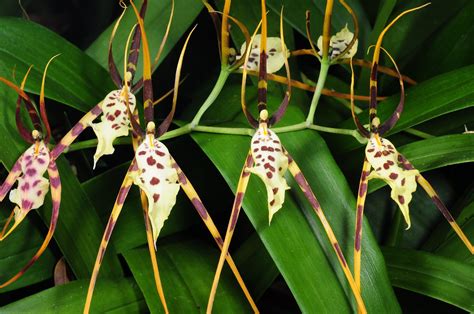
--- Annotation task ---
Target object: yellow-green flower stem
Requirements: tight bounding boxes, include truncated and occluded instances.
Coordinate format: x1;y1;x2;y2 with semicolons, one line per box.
306;58;330;125
190;67;231;127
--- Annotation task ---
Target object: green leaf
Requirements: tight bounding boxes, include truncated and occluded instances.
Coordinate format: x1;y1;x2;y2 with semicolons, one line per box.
383;246;474;312
0;17;114;112
86;0;203;73
368;134;474;192
0;278;146;313
0;205;55;293
123;238;252;313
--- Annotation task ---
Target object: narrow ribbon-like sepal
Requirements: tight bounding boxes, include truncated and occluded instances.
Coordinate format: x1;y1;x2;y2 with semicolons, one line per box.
8;141;50;234
365;136;419;229
130;137;180;245
250;127;289;223
239;34;289;73
90;89;136;168
317;25;358;59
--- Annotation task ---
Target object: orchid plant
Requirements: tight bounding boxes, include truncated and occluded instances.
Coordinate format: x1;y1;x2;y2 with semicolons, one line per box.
0;0;472;312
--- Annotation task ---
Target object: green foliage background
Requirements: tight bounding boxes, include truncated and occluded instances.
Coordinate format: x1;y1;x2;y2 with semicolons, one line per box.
0;0;473;312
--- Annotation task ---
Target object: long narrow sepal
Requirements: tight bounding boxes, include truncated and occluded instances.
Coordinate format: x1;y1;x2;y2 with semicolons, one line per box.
285;150;367;313
354;159;371;294
207;152;253;314
369;3;430;132
50;103;103;160
378;47;405;135
39;54;60;143
268;7;291;126
350;58;370;138
158;25;197;136
108;2;128;87
83;161;137;314
139;191;169;314
171;157;259;313
0;157;23;202
0;159;61;288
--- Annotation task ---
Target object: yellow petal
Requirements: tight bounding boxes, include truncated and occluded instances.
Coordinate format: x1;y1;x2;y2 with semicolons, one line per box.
250;127;290;223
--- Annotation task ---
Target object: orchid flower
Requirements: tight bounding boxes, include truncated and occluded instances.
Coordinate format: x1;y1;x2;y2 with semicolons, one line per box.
349;4;474;306
316;24;358;59
0;56;61;288
238;34;289;73
83;2;257;313
207;2;366;313
50;0;173;167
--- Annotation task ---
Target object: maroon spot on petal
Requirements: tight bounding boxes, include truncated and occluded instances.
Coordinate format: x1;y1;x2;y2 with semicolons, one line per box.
117;186;129;204
398;195;405;205
21;199;32;210
382;151;390;156
268;155;275;162
150;177;160;185
92;105;103;115
37;158;45;165
255;154;262;159
32;179;41;187
374;152;382;158
21;182;30;191
24;155;32;161
26;160;33;167
401;178;406;186
114;110;121;117
50;176;61;189
191;197;208;219
138;151;146;156
71;123;84;136
272;188;278;194
264;163;276;172
266;172;273;179
37;190;42;196
253;148;259;153
261;146;268;151
269;199;275;206
26;168;37;176
156;163;164;170
273;140;280;144
359;183;367;197
104;217;116;240
389;173;398;180
153;194;160;203
253;140;260;144
383;163;390;170
146;156;156;166
106;102;115;107
155;150;165;157
274;148;281;152
107;115;115;121
387;160;394;165
367;148;374;153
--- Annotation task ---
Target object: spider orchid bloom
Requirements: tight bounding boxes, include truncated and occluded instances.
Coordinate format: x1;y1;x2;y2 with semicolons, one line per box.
349;4;474;306
238;34;289;73
49;0;174;167
0;56;62;288
207;3;366;313
316;24;358;59
84;4;258;313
